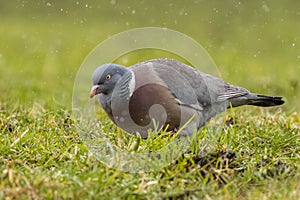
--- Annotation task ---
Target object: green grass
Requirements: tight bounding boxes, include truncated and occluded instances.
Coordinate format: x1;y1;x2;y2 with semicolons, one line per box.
1;106;299;199
0;0;300;199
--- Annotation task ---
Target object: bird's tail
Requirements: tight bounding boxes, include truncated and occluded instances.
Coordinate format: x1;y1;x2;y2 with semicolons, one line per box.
229;93;285;108
246;94;285;107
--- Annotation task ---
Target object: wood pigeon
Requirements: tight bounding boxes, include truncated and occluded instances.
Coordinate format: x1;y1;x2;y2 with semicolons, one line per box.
90;58;284;138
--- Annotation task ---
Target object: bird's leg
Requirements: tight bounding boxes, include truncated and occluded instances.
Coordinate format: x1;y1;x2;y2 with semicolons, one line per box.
170;128;178;136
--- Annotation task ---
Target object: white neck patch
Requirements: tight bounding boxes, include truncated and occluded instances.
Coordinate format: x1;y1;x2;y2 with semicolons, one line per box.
128;71;136;97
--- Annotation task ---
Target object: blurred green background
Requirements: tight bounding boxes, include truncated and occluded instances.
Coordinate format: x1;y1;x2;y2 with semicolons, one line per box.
0;0;299;111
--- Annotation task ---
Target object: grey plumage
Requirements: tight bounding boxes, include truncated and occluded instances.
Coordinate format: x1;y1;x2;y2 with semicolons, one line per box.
90;58;284;138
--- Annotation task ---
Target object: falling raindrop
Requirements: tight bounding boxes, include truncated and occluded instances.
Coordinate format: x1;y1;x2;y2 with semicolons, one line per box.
292;43;296;47
179;9;186;16
131;10;136;14
213;8;219;13
262;4;270;12
235;1;241;7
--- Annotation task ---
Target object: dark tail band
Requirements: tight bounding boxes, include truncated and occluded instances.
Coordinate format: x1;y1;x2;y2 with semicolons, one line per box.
247;94;285;107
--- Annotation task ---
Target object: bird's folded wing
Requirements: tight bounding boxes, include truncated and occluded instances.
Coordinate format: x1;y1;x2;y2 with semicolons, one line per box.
216;84;249;102
131;58;249;108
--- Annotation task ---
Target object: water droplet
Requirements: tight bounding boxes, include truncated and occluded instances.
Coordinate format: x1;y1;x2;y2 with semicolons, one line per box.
76;1;79;5
46;2;51;7
179;9;186;16
262;4;270;12
111;0;116;5
292;43;296;47
131;9;135;14
60;8;63;12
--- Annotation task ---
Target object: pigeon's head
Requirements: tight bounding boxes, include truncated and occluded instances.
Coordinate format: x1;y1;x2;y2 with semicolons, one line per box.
90;63;129;98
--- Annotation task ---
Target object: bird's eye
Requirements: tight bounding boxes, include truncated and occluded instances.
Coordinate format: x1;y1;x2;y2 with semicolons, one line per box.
106;74;111;80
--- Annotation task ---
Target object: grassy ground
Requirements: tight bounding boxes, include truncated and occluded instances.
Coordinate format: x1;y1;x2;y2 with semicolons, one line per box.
1;106;299;199
1;1;300;199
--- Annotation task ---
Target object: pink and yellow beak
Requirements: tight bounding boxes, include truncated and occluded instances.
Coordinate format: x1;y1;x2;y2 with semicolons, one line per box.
89;85;100;98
